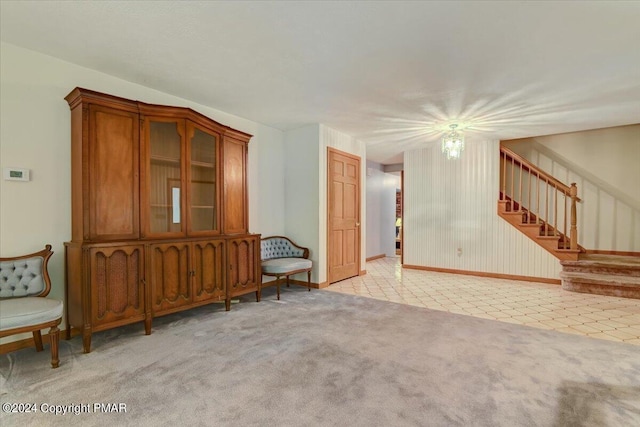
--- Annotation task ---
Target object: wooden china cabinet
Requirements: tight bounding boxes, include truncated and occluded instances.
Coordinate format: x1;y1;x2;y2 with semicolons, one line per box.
64;88;260;353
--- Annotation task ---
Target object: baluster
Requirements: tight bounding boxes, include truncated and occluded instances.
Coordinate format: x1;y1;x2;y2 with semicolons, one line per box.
528;167;532;223
511;156;515;210
536;172;540;225
501;152;506;200
517;162;522;213
554;185;558;238
563;192;568;249
570;183;578;251
545;179;549;236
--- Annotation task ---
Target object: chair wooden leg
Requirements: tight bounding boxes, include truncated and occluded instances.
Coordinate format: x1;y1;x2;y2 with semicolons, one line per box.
307;270;311;291
49;325;60;369
276;275;281;300
33;330;44;352
286;276;290;288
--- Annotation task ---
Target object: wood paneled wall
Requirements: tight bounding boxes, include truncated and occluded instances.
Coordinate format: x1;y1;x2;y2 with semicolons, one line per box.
403;139;561;280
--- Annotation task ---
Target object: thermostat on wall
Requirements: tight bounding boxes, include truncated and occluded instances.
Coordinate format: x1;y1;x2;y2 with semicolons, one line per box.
3;167;31;182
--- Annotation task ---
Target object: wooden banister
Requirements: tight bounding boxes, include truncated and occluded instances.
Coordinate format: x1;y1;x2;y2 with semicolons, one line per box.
499;146;582;254
500;147;582;200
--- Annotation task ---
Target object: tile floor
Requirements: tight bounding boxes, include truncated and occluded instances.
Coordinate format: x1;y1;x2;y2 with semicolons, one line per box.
324;257;640;345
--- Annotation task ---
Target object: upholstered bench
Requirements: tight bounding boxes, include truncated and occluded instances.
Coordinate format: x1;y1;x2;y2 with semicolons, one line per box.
261;236;312;300
0;245;63;368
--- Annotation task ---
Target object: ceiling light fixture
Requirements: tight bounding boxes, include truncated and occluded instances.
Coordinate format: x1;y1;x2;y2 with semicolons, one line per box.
442;124;464;160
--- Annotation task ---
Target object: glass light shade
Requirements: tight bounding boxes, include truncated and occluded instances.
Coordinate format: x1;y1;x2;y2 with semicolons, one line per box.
442;124;464;159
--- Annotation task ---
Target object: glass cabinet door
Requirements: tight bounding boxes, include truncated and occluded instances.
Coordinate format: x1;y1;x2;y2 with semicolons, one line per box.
147;120;184;235
187;123;218;233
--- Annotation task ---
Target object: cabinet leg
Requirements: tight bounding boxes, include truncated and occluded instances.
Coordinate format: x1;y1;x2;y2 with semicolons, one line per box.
49;325;60;369
144;317;152;335
82;329;92;354
225;299;231;311
256;289;261;302
65;326;72;340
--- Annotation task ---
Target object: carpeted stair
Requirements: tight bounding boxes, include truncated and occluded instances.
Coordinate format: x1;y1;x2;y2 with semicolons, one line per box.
560;254;640;299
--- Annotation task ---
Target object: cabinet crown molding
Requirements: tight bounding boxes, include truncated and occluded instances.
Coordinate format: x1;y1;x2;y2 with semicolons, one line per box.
65;87;253;141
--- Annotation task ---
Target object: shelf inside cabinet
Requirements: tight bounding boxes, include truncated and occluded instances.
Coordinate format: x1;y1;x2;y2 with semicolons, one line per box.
191;160;215;168
151;155;180;165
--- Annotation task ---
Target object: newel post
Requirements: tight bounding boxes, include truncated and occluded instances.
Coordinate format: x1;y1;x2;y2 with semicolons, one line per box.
569;183;578;251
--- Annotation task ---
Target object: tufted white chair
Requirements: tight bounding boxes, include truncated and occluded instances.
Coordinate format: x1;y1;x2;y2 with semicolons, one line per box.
261;236;312;300
0;245;62;368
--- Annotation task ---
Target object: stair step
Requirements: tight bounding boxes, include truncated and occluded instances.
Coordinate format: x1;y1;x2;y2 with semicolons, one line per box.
561;255;640;277
497;200;582;261
501;211;525;216
560;271;640;299
560;271;640;286
560;254;640;298
578;253;640;265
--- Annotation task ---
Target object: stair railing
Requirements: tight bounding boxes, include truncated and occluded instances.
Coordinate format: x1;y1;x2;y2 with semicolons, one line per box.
500;146;581;251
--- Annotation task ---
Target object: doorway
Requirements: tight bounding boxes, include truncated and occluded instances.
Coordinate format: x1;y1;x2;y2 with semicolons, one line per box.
328;147;361;284
396;188;402;256
396;171;403;264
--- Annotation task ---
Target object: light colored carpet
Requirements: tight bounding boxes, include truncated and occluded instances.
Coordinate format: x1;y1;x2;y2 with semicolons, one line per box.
1;286;639;427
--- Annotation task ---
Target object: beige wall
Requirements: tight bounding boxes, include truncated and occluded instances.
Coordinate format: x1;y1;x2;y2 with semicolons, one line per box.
283;124;321;282
283;124;367;286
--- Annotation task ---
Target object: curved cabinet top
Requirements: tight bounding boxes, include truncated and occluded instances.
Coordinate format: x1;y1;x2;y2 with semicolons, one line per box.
65;87;252;142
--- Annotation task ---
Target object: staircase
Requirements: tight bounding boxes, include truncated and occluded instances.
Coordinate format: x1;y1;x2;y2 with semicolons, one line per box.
498;147;583;261
497;197;583;261
498;146;639;299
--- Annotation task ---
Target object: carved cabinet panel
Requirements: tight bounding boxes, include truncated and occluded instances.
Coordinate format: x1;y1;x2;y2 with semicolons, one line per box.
149;242;192;315
88;245;145;327
66;242;147;353
227;235;260;299
149;240;228;313
192;240;226;303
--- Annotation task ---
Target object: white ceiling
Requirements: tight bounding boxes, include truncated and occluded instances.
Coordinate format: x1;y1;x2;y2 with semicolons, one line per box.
1;1;639;164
